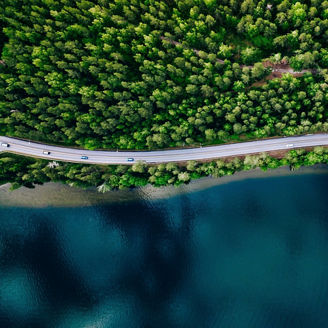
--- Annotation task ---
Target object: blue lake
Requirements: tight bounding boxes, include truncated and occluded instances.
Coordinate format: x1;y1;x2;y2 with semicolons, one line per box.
0;173;328;327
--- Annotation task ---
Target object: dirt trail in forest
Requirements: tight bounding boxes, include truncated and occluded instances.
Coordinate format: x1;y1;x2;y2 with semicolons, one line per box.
160;36;316;77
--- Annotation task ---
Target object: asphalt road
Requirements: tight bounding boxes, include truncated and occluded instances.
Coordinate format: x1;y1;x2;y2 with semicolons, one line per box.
0;134;328;164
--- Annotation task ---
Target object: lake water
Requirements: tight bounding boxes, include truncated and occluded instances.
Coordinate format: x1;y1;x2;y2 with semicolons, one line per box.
0;172;328;327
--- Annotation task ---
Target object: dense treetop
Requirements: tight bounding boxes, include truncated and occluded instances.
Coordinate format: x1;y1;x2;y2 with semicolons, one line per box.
0;0;327;150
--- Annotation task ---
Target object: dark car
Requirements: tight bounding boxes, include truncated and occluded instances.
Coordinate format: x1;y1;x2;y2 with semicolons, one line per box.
81;156;88;160
127;158;134;162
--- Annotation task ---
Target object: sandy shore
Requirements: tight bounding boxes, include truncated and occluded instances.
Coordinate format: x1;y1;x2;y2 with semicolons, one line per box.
0;165;327;207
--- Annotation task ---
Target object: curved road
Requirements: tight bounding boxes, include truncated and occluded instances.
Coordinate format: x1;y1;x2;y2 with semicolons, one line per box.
0;134;327;164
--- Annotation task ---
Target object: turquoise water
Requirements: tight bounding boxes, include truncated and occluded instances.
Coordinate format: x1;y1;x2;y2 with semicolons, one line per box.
0;173;328;327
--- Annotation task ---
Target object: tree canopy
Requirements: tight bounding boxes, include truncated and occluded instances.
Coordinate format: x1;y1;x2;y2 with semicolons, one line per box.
0;0;327;151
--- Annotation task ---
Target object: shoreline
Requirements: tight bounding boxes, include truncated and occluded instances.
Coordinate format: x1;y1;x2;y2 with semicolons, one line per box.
0;164;327;208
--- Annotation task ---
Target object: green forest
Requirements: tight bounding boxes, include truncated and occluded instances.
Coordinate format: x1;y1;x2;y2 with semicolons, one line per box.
0;0;328;150
0;0;327;189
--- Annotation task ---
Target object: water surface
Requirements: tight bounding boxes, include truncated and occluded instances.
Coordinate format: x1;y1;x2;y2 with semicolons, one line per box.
0;173;328;327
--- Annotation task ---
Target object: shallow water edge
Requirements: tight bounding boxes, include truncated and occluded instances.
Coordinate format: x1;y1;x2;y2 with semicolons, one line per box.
1;164;327;207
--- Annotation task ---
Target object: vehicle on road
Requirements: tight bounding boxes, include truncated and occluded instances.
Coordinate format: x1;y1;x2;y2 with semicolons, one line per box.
0;134;327;164
43;151;51;155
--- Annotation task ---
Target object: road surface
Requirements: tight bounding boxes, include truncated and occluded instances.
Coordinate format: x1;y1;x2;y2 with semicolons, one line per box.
0;134;327;164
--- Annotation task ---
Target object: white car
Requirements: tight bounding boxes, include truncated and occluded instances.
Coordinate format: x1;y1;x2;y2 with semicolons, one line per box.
286;144;294;147
1;143;9;147
43;151;51;155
